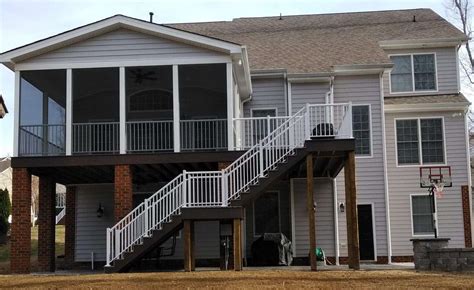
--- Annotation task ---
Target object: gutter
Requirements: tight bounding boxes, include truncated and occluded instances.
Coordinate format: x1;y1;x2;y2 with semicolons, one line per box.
379;37;469;49
384;102;470;113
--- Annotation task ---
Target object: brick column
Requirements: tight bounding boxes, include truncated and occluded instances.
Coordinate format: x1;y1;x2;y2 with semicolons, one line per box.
461;185;472;248
64;186;76;267
38;176;56;272
10;168;32;274
114;165;133;221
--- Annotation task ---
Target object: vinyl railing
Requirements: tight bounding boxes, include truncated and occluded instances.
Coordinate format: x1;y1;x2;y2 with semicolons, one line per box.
56;192;66;208
72;122;120;154
180;119;227;151
19;125;65;156
105;103;352;266
107;104;351;267
127;120;173;152
234;116;290;149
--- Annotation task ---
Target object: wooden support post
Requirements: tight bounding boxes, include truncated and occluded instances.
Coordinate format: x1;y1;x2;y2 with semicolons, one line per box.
184;220;195;272
306;154;317;271
344;151;360;270
233;219;242;271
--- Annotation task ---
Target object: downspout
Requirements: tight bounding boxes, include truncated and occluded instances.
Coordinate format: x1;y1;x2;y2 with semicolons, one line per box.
380;71;393;263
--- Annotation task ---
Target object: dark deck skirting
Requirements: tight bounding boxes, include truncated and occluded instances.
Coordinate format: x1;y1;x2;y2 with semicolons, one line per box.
181;207;244;220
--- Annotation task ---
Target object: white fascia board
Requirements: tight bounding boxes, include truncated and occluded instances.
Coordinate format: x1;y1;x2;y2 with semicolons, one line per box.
0;15;241;66
379;37;468;49
332;63;393;76
384;102;470;113
232;46;252;100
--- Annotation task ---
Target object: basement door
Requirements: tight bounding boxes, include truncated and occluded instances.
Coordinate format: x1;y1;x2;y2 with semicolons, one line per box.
357;204;375;261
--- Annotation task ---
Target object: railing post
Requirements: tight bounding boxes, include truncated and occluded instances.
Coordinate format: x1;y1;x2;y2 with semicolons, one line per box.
114;228;120;260
305;103;311;140
348;102;353;138
182;171;187;208
266;115;271;138
259;142;265;177
221;170;228;207
144;198;149;237
106;228;111;267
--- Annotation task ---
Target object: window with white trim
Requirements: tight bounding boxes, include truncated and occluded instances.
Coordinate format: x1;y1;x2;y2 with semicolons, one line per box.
411;195;435;235
352;105;371;156
396;118;444;165
390;54;437;93
253;191;280;236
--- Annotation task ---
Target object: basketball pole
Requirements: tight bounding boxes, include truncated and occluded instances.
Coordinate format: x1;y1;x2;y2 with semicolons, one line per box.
429;186;438;238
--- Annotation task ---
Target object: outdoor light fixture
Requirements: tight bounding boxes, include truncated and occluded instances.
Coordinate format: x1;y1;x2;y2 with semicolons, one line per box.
339;202;345;213
97;203;104;218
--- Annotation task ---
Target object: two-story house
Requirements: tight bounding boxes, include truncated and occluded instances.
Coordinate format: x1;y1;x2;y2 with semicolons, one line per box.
1;8;472;274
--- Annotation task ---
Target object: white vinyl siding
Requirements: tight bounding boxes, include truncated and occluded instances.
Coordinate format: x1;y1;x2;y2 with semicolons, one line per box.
17;28;227;67
384;47;459;97
290;82;329;114
386;111;468;256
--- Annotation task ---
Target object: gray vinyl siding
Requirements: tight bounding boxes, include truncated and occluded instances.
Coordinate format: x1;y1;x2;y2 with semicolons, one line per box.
290;82;329;114
75;184;115;262
292;178;335;258
386;111;469;256
244;180;291;258
333;74;388;258
244;78;286;117
19;28;227;65
383;47;459;97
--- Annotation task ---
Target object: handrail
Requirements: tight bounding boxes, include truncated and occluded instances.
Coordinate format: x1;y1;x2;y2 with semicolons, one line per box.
55;208;66;225
105;103;352;267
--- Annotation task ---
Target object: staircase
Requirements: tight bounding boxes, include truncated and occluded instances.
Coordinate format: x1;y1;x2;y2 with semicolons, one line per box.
105;103;352;272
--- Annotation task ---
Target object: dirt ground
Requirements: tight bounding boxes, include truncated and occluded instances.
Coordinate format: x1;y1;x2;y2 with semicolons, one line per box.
0;269;472;289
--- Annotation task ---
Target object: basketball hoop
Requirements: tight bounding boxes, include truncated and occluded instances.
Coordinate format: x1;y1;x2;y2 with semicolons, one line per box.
419;166;453;238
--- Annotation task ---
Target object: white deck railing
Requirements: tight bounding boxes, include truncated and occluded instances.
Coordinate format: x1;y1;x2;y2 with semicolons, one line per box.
55;208;66;225
127;120;173;152
234;116;290;149
180;119;227;151
105;102;352;267
72;122;120;154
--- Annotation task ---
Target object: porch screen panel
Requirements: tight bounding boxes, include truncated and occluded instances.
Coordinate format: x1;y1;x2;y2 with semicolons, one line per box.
19;70;66;156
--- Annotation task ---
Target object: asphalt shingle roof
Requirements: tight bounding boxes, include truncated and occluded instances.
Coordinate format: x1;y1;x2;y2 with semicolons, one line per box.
168;9;466;74
384;93;470;105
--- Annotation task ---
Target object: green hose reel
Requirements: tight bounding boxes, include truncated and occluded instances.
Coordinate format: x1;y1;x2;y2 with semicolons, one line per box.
315;247;325;261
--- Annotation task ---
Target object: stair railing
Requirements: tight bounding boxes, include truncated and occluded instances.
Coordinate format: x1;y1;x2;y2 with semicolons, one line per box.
106;103;351;267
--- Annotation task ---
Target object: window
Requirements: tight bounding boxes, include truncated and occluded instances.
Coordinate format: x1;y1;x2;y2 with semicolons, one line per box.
251;109;277;142
396;118;444;165
411;195;435;235
390;54;437;93
352;105;371;156
254;191;280;236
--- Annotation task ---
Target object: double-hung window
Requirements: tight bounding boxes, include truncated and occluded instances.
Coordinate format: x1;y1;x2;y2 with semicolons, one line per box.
352;105;371;156
390;54;437;93
411;195;435;236
396;118;444;165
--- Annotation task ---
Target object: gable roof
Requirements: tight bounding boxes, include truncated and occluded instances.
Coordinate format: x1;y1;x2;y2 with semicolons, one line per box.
0;14;244;69
169;9;467;74
384;93;470;112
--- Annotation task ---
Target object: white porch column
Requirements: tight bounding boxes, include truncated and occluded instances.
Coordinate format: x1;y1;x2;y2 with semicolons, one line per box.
66;69;72;156
173;65;180;153
119;67;126;154
226;62;234;151
13;71;20;157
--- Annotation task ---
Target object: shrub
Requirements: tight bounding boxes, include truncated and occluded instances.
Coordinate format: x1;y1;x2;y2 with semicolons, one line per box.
0;188;11;238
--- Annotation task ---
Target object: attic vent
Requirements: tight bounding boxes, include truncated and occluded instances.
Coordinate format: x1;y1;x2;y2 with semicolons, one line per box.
413;15;416;22
149;12;154;23
279;13;283;20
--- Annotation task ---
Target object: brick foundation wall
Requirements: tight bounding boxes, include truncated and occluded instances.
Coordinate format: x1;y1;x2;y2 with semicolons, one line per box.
461;185;472;248
391;256;414;263
114;165;133;221
64;186;76;267
10;168;31;274
38;177;56;272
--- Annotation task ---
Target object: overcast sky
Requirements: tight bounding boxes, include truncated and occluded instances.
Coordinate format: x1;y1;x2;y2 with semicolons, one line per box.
0;0;466;156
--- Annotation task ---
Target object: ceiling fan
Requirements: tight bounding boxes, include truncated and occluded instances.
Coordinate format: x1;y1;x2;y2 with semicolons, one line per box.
129;68;157;84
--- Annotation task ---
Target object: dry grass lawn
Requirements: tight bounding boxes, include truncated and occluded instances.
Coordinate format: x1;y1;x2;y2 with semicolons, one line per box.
0;270;472;289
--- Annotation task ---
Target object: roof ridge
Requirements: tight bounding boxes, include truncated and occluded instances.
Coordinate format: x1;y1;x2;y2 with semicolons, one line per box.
232;8;431;21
